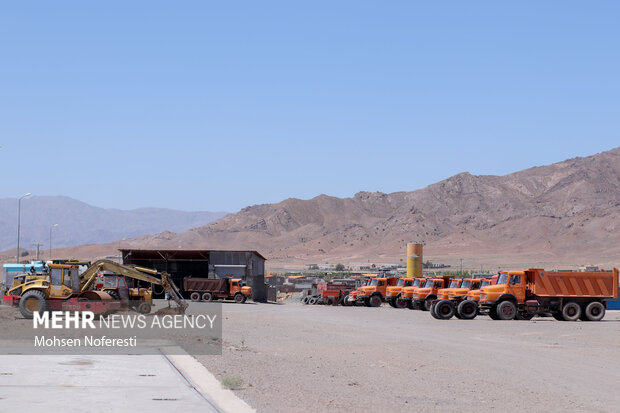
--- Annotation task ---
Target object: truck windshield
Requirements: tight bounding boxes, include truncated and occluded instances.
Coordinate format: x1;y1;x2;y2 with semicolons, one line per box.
424;280;434;288
497;273;509;285
481;281;490;287
369;279;378;286
449;280;460;288
397;279;405;286
461;280;471;289
413;279;422;287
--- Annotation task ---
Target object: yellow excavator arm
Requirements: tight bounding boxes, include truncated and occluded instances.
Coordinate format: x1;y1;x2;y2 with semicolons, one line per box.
79;259;188;313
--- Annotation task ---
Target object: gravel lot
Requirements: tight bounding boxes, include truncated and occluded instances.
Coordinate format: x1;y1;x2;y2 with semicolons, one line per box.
198;302;620;412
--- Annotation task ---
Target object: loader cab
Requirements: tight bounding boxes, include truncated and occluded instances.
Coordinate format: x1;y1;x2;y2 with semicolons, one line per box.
48;264;80;298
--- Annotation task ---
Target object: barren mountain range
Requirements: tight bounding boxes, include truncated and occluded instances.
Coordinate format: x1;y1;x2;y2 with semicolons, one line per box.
51;148;620;270
0;196;225;252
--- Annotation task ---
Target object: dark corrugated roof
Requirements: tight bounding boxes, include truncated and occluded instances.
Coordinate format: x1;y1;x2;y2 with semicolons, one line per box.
118;249;267;261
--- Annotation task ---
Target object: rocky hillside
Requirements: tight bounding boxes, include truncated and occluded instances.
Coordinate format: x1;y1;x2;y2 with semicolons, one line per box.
115;147;619;269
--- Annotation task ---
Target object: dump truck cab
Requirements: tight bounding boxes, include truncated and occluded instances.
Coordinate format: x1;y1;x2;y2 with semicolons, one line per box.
401;277;426;308
436;278;463;300
386;278;416;308
356;277;399;307
431;278;485;320
411;276;451;311
465;277;496;302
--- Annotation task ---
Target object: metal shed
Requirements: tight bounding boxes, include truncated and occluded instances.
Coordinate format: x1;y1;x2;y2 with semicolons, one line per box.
119;249;267;302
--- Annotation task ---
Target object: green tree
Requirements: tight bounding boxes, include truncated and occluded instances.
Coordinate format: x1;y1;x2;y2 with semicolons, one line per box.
335;263;345;271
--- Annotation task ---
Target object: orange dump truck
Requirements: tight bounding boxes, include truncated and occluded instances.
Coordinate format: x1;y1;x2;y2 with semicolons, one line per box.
409;276;452;311
477;268;619;321
385;278;417;308
430;278;485;320
356;276;399;307
455;275;498;319
399;277;427;308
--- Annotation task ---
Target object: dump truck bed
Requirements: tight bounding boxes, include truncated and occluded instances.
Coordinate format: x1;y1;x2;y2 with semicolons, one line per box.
529;268;618;298
184;277;228;293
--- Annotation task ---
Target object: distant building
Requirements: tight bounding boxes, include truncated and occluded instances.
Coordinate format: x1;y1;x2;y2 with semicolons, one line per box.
120;249;267;302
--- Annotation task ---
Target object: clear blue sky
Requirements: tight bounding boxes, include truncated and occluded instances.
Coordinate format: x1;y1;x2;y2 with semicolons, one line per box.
1;1;618;212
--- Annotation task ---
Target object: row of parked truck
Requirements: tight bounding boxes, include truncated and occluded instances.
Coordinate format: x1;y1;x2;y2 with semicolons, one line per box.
302;267;619;321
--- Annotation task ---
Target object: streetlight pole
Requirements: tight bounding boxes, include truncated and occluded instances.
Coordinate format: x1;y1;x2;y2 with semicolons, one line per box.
50;224;58;261
16;193;32;263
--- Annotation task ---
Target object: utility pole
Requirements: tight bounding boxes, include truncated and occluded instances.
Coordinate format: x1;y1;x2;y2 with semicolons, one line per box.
17;193;32;263
460;258;463;274
34;243;43;260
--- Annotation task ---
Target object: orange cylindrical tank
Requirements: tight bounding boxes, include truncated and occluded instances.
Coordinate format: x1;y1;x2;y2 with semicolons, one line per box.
406;243;423;278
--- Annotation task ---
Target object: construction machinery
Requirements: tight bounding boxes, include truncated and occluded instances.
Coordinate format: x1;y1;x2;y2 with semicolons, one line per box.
430;278;485;320
95;273;153;314
386;278;418;308
184;277;252;303
409;276;452;311
4;259;187;319
356;276;399;307
399;277;427;308
454;275;498;319
476;268;619;321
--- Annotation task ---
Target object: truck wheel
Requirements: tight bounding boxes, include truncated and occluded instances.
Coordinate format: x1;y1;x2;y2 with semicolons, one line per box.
302;297;309;304
202;292;213;302
430;303;441;319
341;295;349;306
488;306;499;320
457;300;478;320
19;290;49;319
422;297;433;311
435;300;455;320
552;312;564;321
137;302;151;314
562;302;581;321
325;297;334;306
394;296;407;309
234;293;246;304
496;301;517;320
369;295;382;307
190;292;201;302
584;301;605;321
309;297;317;305
388;298;396;308
407;300;415;310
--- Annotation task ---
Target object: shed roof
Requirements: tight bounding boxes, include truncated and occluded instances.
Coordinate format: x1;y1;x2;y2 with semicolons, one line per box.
119;249;267;261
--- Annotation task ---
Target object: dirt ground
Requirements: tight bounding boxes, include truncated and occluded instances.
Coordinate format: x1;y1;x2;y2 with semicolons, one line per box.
1;302;619;412
198;302;620;413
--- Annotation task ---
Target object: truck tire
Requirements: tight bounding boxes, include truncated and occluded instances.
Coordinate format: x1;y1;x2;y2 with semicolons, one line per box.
369;295;382;307
309;297;317;305
457;300;478;320
434;300;455;320
341;295;350;306
202;292;213;302
388;298;397;308
394;296;407;309
552;312;564;321
562;302;581;321
407;300;415;310
19;289;49;319
190;292;201;302
496;301;517;320
584;301;605;321
488;306;500;320
137;302;151;314
422;297;433;311
234;293;246;304
430;303;441;319
105;290;120;300
302;297;309;304
325;297;334;306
